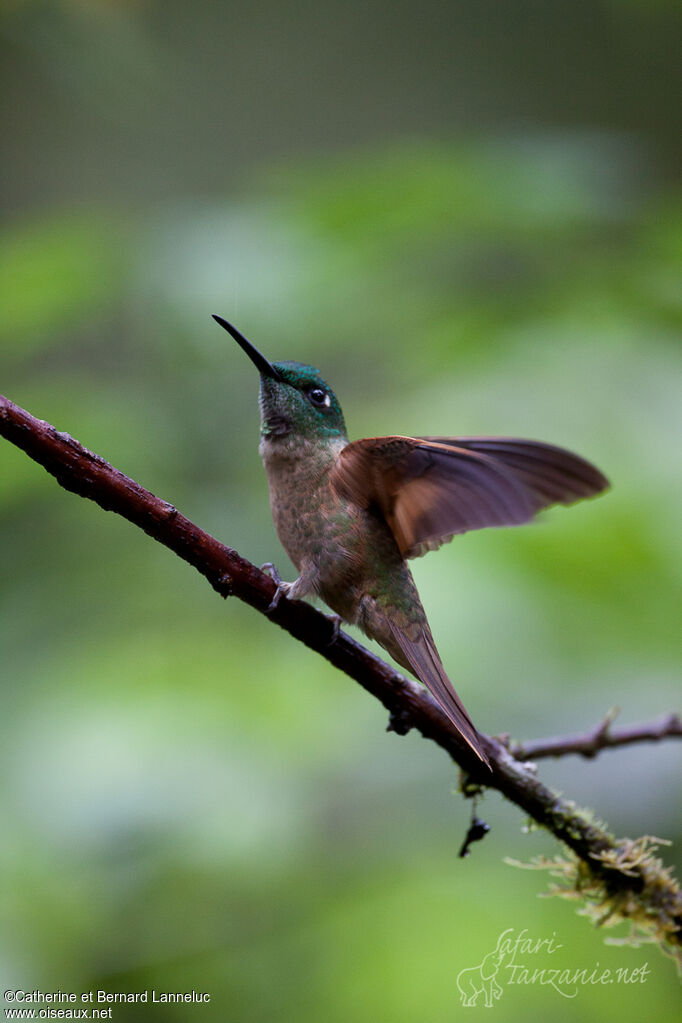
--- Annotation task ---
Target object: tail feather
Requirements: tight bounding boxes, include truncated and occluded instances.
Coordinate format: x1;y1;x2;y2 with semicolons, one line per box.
388;621;490;767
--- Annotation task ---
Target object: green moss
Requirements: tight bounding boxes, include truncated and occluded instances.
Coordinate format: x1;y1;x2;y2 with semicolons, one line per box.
506;836;682;969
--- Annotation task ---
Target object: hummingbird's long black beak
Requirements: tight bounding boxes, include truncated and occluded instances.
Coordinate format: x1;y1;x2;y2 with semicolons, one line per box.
212;315;283;381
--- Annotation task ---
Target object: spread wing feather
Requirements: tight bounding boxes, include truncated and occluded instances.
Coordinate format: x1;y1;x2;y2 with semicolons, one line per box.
424;437;609;505
331;435;608;559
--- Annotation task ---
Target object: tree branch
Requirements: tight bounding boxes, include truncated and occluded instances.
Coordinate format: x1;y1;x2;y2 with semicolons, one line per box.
510;708;682;761
1;392;681;959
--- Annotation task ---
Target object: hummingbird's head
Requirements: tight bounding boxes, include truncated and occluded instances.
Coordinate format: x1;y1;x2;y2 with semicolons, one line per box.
213;315;347;443
260;361;347;442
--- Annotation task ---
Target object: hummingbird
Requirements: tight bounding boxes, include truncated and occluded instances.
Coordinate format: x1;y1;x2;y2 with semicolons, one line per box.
213;315;608;767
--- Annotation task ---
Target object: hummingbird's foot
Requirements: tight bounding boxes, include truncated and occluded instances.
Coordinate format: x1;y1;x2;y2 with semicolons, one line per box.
260;561;283;585
260;563;315;611
267;580;295;613
260;563;293;612
325;613;343;646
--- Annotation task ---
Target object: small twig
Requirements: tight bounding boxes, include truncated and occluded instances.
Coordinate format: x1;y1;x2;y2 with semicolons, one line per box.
510;709;682;761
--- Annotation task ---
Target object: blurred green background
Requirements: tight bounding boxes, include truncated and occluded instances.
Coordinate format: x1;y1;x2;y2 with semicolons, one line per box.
1;1;680;1020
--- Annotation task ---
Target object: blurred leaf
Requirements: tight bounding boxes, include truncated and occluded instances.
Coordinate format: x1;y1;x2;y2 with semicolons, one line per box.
0;211;126;356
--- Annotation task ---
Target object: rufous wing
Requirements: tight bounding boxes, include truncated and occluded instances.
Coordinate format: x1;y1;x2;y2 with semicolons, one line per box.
330;435;608;559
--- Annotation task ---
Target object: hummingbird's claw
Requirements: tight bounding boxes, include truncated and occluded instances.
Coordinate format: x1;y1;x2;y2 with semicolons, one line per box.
325;613;343;645
260;561;283;584
260;562;289;612
266;580;294;613
260;563;313;611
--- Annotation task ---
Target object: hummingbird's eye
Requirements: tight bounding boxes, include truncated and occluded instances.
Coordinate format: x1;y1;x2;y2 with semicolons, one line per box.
307;386;331;409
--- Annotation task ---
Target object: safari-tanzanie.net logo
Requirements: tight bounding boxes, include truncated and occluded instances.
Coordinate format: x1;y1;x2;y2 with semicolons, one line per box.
455;927;650;1007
